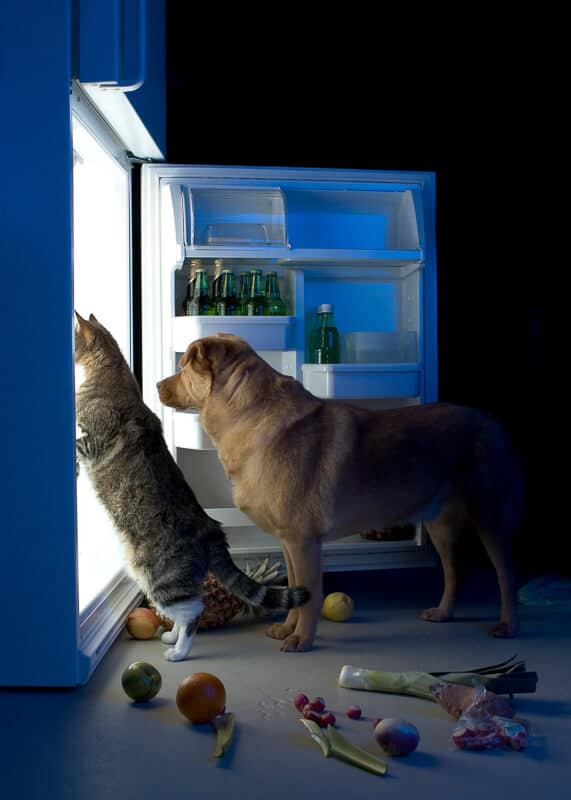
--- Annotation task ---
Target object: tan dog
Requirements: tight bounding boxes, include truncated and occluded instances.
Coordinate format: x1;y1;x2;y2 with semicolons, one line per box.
157;333;523;652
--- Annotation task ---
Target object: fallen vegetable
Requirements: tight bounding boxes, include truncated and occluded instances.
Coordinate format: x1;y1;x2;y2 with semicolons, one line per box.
210;712;235;759
373;717;419;756
338;654;537;698
346;705;362;720
300;719;388;776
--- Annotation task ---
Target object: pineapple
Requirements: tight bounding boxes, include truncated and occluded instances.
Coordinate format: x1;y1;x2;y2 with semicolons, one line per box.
199;556;285;629
150;556;286;631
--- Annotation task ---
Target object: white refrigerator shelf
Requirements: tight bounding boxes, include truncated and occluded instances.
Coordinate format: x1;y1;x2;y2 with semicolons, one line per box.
301;362;421;399
205;507;435;572
172;315;296;352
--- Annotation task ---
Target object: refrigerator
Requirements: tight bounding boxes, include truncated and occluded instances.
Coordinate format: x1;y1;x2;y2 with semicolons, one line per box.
140;165;439;579
1;0;437;687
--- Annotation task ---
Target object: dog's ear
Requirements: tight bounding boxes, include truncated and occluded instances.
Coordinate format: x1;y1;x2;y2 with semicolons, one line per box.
74;311;96;346
180;337;231;373
179;340;211;373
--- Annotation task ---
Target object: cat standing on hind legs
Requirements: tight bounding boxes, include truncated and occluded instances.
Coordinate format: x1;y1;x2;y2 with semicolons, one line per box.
74;312;310;661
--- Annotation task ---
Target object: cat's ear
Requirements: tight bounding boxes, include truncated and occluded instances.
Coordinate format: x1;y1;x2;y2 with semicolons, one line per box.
75;311;96;346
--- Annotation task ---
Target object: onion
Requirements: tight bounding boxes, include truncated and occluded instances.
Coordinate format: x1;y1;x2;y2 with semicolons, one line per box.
373;717;419;756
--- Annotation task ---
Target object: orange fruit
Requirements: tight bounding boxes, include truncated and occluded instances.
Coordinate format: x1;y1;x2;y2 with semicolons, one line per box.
176;672;226;724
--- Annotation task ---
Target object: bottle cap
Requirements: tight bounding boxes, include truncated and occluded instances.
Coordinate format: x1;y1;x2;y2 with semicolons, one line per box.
317;303;333;314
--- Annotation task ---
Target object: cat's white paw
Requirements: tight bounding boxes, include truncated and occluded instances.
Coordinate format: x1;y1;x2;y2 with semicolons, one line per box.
161;630;178;644
164;647;186;662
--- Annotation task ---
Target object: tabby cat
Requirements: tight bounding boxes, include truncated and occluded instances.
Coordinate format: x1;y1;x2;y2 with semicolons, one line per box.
74;312;310;661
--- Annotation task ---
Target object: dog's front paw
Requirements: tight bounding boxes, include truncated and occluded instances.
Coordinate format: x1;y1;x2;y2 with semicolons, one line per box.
420;607;452;623
279;633;313;652
266;621;295;640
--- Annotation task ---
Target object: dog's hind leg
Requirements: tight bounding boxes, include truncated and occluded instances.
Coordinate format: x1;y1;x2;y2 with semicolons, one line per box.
477;528;519;638
266;540;299;641
421;516;464;623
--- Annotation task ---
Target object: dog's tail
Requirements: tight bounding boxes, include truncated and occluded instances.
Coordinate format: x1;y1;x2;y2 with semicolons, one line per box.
208;536;310;611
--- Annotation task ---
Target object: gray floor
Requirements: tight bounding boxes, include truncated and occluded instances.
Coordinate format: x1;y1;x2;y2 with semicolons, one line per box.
1;567;570;800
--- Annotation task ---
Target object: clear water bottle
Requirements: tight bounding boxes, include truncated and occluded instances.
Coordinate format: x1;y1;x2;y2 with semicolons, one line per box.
309;304;340;364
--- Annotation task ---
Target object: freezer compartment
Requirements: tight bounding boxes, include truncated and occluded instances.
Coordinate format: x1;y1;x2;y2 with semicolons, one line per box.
181;186;286;249
172;315;296;351
301;363;421;399
284;187;420;250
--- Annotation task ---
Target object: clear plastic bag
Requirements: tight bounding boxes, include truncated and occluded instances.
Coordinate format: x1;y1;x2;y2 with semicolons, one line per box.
449;685;528;751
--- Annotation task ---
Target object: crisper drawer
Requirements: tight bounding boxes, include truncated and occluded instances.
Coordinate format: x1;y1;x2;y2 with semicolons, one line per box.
301;363;420;399
172;315;296;352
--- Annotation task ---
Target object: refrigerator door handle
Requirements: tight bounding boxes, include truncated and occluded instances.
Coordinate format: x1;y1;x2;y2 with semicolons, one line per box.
78;0;146;92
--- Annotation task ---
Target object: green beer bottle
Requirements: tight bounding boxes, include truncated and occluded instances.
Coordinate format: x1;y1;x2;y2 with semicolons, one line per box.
309;303;340;363
247;268;265;316
183;258;201;315
217;269;239;315
237;271;252;315
263;271;287;315
211;258;225;305
188;268;216;316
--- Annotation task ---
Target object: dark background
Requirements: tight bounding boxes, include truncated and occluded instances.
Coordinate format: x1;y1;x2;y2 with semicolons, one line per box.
165;10;562;577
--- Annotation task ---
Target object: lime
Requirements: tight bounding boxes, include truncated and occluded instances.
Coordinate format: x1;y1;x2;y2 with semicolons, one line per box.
121;661;162;703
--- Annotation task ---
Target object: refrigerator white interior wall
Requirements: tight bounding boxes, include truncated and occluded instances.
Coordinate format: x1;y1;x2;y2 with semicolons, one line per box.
72;113;132;614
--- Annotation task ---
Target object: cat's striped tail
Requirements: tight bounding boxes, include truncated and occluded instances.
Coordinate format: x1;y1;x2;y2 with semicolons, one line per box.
208;538;310;611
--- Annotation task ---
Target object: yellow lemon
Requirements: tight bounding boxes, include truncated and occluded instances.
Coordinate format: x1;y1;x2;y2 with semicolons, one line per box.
322;592;354;622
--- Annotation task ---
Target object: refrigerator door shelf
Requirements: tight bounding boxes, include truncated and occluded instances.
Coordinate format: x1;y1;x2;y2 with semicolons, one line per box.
302;363;421;400
172;315;296;352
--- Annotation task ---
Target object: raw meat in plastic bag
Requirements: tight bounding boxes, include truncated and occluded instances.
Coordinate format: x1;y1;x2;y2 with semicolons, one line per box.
431;682;514;720
448;685;528;751
452;714;528;751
